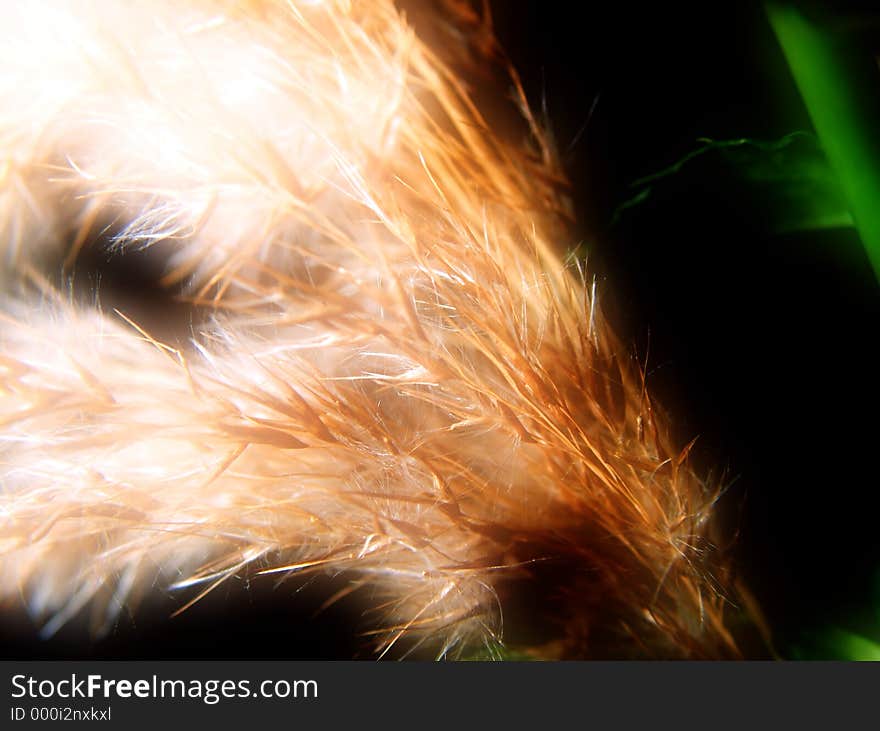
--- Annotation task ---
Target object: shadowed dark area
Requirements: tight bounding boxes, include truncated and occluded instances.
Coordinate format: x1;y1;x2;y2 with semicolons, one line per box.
59;221;211;345
0;574;368;660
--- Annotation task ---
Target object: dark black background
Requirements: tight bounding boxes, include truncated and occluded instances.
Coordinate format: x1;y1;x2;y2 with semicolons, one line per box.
489;0;880;657
3;1;878;659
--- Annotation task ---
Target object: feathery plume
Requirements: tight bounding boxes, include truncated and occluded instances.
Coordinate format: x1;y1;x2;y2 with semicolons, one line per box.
0;0;740;658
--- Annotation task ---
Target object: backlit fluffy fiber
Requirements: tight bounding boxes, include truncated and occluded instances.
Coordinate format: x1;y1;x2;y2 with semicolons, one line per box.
0;0;740;658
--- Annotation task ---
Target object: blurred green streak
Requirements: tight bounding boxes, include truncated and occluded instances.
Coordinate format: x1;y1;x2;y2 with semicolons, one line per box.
766;3;880;282
796;628;880;661
611;132;854;234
